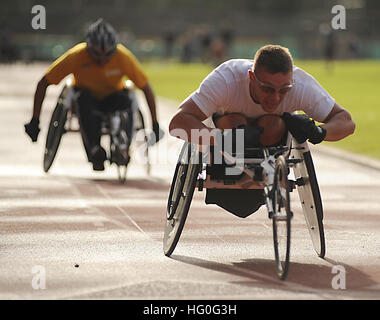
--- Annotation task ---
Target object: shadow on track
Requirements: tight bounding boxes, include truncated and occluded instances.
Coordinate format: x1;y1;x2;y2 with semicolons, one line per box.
170;254;376;291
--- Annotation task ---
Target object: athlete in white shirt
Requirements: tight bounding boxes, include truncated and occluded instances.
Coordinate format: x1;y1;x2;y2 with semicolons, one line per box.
169;45;355;147
168;45;355;217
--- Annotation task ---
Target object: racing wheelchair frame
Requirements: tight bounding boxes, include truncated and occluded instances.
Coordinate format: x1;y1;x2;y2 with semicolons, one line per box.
163;134;325;280
43;79;150;183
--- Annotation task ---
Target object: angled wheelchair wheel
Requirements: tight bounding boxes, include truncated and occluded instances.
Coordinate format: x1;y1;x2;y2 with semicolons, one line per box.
272;155;292;280
132;109;150;175
43;86;69;173
291;141;325;258
163;142;201;257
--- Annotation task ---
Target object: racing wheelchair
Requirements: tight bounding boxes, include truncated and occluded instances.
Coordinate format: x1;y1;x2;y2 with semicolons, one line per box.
163;132;325;280
43;80;150;183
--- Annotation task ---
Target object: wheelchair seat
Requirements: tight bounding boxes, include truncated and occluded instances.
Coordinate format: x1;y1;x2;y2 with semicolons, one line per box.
203;143;290;218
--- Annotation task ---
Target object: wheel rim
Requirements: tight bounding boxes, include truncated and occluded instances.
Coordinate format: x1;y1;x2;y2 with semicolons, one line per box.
163;143;200;256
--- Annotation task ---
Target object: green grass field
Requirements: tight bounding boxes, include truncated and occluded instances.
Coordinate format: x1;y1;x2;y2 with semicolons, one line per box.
143;60;380;159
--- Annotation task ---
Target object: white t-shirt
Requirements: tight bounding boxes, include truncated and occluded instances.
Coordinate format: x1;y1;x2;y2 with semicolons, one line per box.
189;59;335;124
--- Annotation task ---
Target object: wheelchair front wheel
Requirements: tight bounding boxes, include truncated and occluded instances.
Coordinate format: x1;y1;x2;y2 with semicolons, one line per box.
291;142;325;258
163;142;200;257
272;155;292;280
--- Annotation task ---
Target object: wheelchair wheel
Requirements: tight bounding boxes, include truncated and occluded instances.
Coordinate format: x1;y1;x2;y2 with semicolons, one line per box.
43;86;69;172
109;111;131;184
291;142;325;258
272;155;292;280
132;109;150;175
116;166;127;184
163;142;201;257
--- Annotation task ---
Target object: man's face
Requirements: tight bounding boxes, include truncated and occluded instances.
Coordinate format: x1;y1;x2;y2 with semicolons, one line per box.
87;46;115;66
248;67;293;113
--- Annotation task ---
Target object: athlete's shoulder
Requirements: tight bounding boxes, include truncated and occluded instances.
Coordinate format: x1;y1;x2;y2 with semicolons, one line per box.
292;65;318;85
213;59;252;84
217;59;253;71
65;42;87;55
115;43;135;57
215;59;253;77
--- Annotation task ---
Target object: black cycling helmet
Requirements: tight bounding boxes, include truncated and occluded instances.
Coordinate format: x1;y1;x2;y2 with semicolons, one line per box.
86;18;118;59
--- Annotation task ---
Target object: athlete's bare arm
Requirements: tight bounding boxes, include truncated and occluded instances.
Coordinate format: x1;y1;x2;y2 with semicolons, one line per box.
169;98;218;145
320;103;355;141
141;82;158;124
32;76;50;120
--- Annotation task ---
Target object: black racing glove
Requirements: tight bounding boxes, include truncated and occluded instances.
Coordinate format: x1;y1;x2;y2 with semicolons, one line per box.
222;125;264;152
281;112;326;144
148;121;164;146
24;117;40;142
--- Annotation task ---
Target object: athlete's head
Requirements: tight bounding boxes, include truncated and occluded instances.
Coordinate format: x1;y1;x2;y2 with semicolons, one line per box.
86;18;118;66
248;45;294;113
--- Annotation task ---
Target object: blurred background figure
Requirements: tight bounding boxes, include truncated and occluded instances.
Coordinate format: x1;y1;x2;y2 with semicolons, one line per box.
0;23;18;63
179;24;233;66
325;30;337;73
162;29;177;60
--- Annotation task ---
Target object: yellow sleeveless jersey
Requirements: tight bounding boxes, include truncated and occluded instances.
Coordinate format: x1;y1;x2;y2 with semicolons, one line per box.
44;42;148;99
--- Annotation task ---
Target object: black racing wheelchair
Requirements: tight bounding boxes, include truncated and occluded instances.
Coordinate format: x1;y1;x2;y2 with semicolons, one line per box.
43;80;150;183
163;132;325;280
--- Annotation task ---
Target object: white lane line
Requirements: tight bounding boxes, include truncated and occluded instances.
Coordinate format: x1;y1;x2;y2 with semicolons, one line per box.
94;183;154;241
0;198;166;209
93;220;106;232
61;177;141;233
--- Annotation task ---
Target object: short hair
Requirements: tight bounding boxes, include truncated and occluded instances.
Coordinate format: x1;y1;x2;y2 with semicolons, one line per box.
253;45;293;74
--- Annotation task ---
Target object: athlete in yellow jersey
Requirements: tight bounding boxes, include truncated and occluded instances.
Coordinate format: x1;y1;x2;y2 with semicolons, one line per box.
25;18;163;171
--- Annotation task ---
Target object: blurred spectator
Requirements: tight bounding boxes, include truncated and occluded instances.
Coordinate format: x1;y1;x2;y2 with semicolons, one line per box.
0;27;18;63
347;33;361;58
325;31;337;73
220;27;234;58
162;29;177;59
180;24;233;65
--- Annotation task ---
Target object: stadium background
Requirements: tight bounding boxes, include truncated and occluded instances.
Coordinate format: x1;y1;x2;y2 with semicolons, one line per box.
0;0;379;63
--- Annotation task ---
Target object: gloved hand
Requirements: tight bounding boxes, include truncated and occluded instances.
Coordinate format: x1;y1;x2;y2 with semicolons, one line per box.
222;125;264;152
281;112;326;144
148;121;164;146
24;117;40;142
